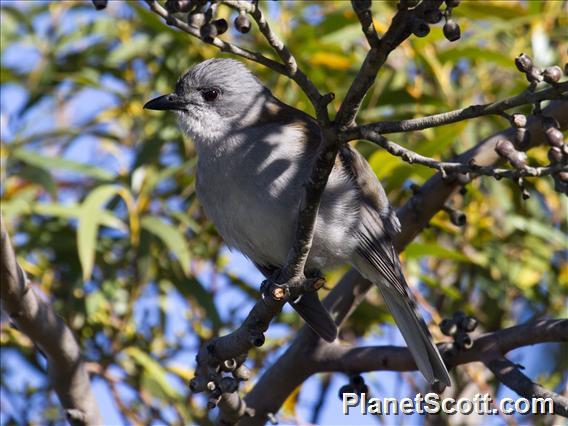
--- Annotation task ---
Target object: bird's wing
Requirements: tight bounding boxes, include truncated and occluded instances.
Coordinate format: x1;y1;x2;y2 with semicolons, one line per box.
339;145;451;388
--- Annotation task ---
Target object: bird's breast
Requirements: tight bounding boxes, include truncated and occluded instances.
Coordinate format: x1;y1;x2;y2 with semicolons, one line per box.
194;126;360;270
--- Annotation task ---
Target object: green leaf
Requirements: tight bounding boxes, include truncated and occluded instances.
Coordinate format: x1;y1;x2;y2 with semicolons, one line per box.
78;185;130;280
19;164;57;198
34;203;126;231
170;275;221;329
106;35;150;66
507;215;566;247
124;347;180;400
405;242;473;263
12;148;113;181
141;216;191;275
438;47;515;68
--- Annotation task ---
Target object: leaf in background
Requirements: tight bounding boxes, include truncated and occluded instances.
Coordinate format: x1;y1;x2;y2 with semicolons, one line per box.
78;185;137;280
141;216;191;275
124;347;180;400
438;47;514;68
310;51;352;70
106;35;151;66
507;215;567;247
405;242;473;263
35;203;126;231
18;164;57;198
169;274;221;329
12;148;114;181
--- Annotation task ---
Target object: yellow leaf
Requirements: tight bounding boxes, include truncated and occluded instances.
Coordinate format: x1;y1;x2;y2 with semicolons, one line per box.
311;52;352;70
167;364;194;382
282;385;301;417
515;268;542;289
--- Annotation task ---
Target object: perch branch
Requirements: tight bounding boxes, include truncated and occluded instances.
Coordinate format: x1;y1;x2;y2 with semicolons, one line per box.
317;319;568;417
0;216;102;426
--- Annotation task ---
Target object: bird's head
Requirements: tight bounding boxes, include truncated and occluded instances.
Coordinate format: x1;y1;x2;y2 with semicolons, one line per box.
144;58;268;142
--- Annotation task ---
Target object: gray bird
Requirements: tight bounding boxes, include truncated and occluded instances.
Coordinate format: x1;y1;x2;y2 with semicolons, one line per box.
144;58;451;388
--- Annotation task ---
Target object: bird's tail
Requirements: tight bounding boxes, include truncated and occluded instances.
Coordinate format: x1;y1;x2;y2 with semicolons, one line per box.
378;282;451;388
290;290;338;342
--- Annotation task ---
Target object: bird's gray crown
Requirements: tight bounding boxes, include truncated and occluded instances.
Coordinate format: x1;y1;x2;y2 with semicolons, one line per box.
175;58;265;97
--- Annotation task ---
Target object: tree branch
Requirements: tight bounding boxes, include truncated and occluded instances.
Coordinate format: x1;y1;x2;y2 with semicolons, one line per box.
0;216;102;426
317;319;568;373
335;0;445;128
318;319;568;417
344;81;567;137
485;357;568;417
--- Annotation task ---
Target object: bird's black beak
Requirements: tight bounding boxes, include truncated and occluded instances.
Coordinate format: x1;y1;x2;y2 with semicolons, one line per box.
143;93;187;111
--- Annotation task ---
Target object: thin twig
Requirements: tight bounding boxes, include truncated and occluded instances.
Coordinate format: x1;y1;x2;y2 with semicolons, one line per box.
355;129;567;179
351;0;380;49
342;81;568;137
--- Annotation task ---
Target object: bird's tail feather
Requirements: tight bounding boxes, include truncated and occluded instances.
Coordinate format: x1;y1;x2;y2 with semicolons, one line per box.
290;291;337;342
379;283;451;388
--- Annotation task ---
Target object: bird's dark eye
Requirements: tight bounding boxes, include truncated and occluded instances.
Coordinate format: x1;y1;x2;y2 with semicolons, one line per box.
202;88;220;102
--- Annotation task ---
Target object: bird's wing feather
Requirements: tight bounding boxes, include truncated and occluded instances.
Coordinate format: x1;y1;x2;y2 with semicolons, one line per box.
340;145;451;388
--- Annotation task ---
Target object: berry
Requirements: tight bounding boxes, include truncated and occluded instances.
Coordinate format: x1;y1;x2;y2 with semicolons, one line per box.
525;66;543;84
235;14;251;33
460;316;478;332
449;209;466;227
200;23;218;42
338;385;355;400
412;18;430;37
515;53;533;73
165;0;194;13
443;19;461;42
545;127;564;148
440;318;458;336
542;66;562;84
455;331;473;350
514;128;531;151
91;0;107;9
547;147;563;164
212;18;228;35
